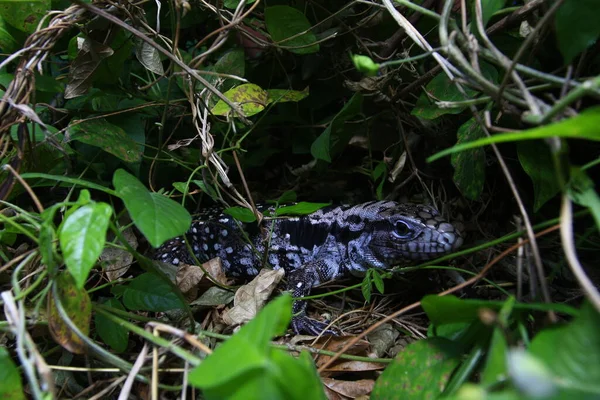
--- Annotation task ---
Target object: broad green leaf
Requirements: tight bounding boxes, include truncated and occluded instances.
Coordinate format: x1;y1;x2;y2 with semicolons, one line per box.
95;298;129;352
517;141;561;212
211;83;267;117
67;118;142;163
480;328;509;386
113;169;191;247
275;190;297;204
47;272;92;354
0;15;19;53
122;273;185;311
428;106;600;162
189;295;325;400
274;202;330;216
361;273;372;303
0;0;49;33
421;295;579;327
267;350;327;400
371;337;461;399
477;0;507;27
372;269;384;293
567;167;600;230
199;48;245;92
311;92;363;162
266;87;309;105
224;206;257;223
93;30;133;85
192;179;219;199
555;0;600;63
224;0;256;9
35;73;64;93
265;6;319;55
451;118;486;200
59;202;112;289
412;63;497;119
0;347;25;400
0;72;12;89
529;303;600;397
213;48;245;77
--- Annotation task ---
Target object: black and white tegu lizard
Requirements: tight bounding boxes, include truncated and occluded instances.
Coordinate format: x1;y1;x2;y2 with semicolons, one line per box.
154;201;463;335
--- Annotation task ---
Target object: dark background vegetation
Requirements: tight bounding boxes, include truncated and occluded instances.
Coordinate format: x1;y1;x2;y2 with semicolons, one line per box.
1;0;599;398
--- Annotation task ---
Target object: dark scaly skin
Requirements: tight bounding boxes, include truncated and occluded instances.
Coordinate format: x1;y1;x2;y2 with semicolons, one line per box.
154;201;464;335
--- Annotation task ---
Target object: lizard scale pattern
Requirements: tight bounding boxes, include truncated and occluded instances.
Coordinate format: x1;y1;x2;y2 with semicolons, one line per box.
154;201;463;335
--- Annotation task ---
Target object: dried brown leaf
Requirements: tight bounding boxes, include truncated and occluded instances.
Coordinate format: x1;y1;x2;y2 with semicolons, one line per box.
64;38;114;99
221;268;284;326
323;378;374;399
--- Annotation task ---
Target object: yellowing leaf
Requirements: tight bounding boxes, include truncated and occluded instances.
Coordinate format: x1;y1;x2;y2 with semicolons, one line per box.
266;87;309;105
211;83;267;117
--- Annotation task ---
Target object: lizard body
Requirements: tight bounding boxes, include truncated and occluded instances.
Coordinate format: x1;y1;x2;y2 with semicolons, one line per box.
154;201;463;334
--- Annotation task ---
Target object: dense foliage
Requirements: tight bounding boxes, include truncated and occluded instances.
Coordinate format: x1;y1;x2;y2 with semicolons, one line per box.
1;0;600;399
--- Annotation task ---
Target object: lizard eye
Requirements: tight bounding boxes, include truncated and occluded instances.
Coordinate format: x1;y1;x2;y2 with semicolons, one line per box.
393;220;413;238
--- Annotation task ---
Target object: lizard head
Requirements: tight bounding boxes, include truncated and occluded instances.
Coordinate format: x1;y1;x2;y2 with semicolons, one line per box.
347;201;463;270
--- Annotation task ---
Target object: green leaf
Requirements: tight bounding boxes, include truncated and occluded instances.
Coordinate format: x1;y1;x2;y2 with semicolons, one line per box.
35;73;64;93
412;63;497;119
274;202;330;216
422;295;483;326
223;206;257;223
372;269;385;294
0;15;20;53
211;83;268;117
529;303;600;397
311;92;363;162
517;141;561;212
47;272;92;354
224;0;256;9
266;87;309;105
451;118;486;200
59;202;112;289
428;106;600;162
39;221;56;269
361;273;372;303
567;167;600;230
189;48;245;93
0;347;25;400
265;6;319;55
0;0;49;33
480;327;508;386
275;190;297;204
192;179;219;199
555;0;600;63
477;0;507;27
371;337;462;399
67;118;142;163
113;169;191;248
214;48;245;77
188;295;324;400
122;273;185;311
95;298;129;353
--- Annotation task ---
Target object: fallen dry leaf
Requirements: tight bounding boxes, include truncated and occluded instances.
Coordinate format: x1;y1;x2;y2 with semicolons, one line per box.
366;323;399;358
221;268;284;326
176;258;227;301
101;227;138;281
323;378;374;399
